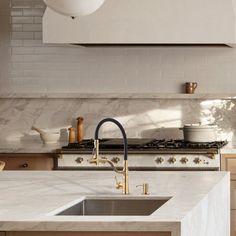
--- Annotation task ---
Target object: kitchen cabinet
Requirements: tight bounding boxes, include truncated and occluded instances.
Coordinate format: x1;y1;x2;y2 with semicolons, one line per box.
232;211;236;236
5;232;171;236
231;181;236;210
0;154;56;170
221;154;236;236
221;154;236;180
0;233;6;236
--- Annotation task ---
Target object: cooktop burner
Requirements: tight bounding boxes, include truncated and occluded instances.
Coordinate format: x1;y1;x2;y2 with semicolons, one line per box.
62;139;227;151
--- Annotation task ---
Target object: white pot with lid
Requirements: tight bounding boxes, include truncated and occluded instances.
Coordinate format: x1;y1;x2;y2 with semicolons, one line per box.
180;123;218;143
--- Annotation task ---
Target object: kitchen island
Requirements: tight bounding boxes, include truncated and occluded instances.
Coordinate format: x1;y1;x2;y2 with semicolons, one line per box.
0;171;230;236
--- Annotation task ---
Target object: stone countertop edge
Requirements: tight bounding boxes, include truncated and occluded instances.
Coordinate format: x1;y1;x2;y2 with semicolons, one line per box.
0;141;66;154
0;171;230;235
220;142;236;154
0;141;236;154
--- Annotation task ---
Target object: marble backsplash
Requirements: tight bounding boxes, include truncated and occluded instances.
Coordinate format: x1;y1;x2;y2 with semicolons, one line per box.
0;98;235;143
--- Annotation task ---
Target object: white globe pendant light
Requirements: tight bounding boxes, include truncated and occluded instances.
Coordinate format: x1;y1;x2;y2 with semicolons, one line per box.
44;0;105;17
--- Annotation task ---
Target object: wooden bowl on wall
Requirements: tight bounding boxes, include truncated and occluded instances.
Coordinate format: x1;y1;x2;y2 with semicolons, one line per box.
0;161;5;171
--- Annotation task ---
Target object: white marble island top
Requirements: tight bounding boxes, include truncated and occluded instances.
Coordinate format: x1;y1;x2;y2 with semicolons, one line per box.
0;171;229;236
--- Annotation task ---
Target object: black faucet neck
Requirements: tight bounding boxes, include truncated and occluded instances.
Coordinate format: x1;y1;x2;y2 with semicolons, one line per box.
95;118;128;161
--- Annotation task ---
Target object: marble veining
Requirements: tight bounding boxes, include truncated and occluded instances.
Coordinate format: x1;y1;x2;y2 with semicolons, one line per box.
0;171;230;236
0;98;235;154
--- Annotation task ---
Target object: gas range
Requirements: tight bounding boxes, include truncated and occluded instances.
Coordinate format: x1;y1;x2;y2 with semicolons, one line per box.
57;139;227;171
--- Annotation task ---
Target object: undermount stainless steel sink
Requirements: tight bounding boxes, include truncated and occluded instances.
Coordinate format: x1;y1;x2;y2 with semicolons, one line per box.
56;197;170;216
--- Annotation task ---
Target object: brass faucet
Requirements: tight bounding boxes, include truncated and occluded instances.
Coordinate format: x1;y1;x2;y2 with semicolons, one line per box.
89;118;129;195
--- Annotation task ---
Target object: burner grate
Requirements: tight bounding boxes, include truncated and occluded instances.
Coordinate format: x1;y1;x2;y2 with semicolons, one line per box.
146;139;228;150
62;139;228;151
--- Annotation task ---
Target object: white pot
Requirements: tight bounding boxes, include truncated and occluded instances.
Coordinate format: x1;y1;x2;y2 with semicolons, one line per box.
40;133;60;144
180;124;217;143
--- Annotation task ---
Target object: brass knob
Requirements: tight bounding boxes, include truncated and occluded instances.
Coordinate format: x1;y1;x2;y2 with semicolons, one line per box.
194;158;202;164
168;157;176;164
180;157;188;164
75;157;84;164
136;183;149;195
115;176;123;189
21;163;28;168
116;182;123;189
111;157;120;164
156;157;164;164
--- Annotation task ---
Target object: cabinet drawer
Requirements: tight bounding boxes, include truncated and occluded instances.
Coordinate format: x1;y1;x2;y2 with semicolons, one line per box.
0;154;54;170
232;210;236;236
221;155;236;180
231;181;236;209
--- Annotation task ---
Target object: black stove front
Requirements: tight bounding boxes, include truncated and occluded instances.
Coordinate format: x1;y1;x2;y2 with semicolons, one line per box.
62;139;227;152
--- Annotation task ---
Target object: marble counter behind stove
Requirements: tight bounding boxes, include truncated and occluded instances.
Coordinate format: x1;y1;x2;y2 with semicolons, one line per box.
0;140;66;153
0;98;234;148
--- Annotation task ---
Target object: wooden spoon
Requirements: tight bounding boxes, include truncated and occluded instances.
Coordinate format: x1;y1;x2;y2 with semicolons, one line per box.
0;161;5;171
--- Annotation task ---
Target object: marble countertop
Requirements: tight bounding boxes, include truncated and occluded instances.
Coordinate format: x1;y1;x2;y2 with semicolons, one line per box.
0;141;66;154
0;141;234;156
0;92;236;99
0;139;235;155
220;142;236;154
0;171;229;234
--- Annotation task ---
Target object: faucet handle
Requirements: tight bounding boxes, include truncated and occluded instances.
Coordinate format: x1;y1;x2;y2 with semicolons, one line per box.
88;155;98;165
115;176;123;189
100;156;108;164
136;183;149;195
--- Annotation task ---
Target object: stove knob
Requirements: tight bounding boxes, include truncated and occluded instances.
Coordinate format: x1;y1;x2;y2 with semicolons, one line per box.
194;158;202;164
203;160;209;165
168;157;176;164
75;157;84;164
111;157;120;164
180;157;188;164
21;163;29;168
156;157;164;164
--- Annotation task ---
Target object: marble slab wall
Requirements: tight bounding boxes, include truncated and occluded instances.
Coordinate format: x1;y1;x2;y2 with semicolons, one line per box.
0;98;235;143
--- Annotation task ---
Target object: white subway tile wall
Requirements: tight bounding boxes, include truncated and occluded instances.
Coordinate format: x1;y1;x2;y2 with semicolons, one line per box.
0;0;236;142
0;0;236;94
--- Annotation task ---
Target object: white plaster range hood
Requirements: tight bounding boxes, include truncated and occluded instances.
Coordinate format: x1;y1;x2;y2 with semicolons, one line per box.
43;0;236;47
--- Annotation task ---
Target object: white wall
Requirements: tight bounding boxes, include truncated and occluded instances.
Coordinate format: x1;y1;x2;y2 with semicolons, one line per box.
0;0;236;143
0;0;236;94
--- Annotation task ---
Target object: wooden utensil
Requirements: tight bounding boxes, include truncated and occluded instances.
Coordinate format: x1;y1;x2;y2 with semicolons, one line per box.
77;117;84;143
0;161;5;171
68;127;76;143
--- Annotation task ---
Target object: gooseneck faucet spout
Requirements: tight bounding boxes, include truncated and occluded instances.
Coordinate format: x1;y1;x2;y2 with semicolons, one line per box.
95;118;128;160
89;118;129;195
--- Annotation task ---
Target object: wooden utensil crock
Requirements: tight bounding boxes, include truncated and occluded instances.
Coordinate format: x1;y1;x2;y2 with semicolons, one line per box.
77;117;84;143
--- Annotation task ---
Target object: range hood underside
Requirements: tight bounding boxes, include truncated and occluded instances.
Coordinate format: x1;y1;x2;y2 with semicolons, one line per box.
74;44;234;47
